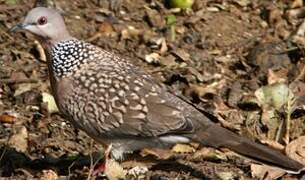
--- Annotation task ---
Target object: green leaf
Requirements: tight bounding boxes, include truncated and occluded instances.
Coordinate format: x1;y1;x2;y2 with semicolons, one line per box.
255;83;294;110
166;15;177;26
167;0;194;9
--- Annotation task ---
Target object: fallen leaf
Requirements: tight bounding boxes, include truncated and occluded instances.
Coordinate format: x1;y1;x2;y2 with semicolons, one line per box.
121;26;142;40
250;164;285;179
160;54;176;67
34;40;46;62
145;8;165;28
127;166;148;179
184;84;216;100
98;21;115;37
286;136;305;165
187;67;205;82
8;125;28;153
192;147;227;161
260;140;285;150
141;148;172;159
261;109;280;140
291;0;303;8
216;171;234;180
160;38;168;54
255;83;293;110
167;0;194;9
0;114;16;124
172;144;196;153
39;169;58;180
171;48;191;62
104;159;126;180
0;87;3;99
145;52;161;64
14;83;38;97
5;0;19;5
233;0;251;7
42;92;59;114
9;71;28;82
267;69;287;85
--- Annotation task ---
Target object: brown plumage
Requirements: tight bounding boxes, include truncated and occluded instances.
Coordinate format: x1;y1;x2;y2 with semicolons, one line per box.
11;7;304;173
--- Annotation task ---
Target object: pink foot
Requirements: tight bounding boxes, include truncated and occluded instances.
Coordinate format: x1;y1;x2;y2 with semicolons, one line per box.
92;144;112;176
92;162;106;176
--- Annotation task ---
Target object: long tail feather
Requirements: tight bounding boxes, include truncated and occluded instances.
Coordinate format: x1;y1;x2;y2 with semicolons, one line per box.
194;124;304;172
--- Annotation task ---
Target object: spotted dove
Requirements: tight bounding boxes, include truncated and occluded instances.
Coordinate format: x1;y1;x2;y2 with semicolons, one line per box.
11;7;304;172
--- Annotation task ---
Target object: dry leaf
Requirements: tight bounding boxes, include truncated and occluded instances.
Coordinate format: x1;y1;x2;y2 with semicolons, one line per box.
172;144;196;153
42;92;59;114
0;114;16;124
260;140;285;150
127;166;148;178
39;169;58;180
233;0;251;7
141;148;172;159
160;38;168;54
145;8;165;28
145;52;161;64
8;125;28;153
171;49;190;62
121;26;142;40
14;83;38;97
216;171;234;180
34;40;46;62
260;110;280;140
0;87;3;99
286;136;305;165
98;21;115;36
193;147;227;161
250;164;285;179
267;69;287;85
104;159;126;180
160;55;176;67
184;84;216;98
291;0;303;8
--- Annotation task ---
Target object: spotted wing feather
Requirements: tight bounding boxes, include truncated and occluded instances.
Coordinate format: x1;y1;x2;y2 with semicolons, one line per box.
59;50;202;142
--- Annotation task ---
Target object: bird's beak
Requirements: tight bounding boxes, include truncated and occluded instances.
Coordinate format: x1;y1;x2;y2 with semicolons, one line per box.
10;23;31;33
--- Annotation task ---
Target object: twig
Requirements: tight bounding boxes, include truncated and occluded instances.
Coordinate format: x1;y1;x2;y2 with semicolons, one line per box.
283;92;295;144
276;114;284;142
0;5;27;11
34;40;46;62
0;78;38;84
0;146;7;163
68;161;76;180
87;140;102;180
296;19;305;36
294;64;305;82
15;168;34;178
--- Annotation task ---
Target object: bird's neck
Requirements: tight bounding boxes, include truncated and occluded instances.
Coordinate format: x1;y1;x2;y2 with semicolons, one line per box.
49;39;94;78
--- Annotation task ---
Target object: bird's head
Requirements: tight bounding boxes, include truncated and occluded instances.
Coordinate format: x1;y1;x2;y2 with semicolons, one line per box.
11;7;71;44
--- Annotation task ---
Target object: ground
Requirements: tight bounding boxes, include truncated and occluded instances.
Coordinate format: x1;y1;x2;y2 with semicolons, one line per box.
1;0;305;179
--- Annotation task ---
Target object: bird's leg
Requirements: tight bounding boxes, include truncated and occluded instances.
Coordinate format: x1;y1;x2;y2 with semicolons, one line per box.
93;144;112;175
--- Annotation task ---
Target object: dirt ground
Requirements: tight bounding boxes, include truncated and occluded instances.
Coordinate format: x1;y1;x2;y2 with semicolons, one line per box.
1;0;305;179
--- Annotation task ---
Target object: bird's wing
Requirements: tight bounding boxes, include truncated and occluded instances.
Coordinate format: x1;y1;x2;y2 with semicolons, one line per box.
106;71;193;137
60;60;199;139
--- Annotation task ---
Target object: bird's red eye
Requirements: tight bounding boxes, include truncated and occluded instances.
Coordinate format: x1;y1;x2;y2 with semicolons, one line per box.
37;16;47;25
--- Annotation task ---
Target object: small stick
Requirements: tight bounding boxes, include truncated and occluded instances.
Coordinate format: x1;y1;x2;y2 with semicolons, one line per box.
0;78;38;84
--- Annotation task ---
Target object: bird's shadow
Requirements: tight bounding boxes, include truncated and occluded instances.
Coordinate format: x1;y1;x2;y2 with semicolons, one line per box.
0;146;102;177
0;147;210;179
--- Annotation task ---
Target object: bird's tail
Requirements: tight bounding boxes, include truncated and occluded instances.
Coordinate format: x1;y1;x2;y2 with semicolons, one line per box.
193;124;304;173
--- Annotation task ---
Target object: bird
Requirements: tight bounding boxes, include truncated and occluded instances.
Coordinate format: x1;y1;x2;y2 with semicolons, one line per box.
11;7;304;174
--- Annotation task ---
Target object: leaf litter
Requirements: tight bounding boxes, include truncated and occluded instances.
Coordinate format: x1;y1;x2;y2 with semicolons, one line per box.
1;0;305;179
